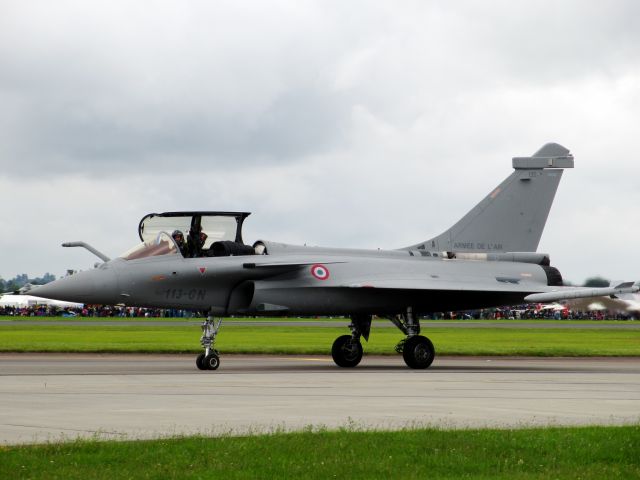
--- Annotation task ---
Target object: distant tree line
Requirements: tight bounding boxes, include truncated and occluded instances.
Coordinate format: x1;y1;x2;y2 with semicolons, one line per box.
0;273;56;293
550;277;610;288
583;276;610;288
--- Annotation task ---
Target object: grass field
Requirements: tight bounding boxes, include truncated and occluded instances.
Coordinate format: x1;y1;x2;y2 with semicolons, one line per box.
1;426;638;479
0;316;634;324
0;322;639;356
0;315;346;323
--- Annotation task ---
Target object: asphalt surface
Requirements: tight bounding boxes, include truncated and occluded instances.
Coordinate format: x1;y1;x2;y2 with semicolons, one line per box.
1;353;639;444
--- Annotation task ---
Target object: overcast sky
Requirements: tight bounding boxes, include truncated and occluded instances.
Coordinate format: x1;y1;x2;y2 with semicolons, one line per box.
1;0;639;284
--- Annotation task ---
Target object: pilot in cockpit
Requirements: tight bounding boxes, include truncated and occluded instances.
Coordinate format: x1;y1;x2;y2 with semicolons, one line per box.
172;230;188;257
186;227;208;257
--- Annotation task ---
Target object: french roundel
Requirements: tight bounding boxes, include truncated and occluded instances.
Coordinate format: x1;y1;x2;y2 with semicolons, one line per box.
310;264;330;280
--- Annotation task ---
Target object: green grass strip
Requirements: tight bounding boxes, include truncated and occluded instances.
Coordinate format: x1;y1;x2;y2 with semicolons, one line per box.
0;315;635;324
0;325;639;356
1;426;638;479
0;315;349;323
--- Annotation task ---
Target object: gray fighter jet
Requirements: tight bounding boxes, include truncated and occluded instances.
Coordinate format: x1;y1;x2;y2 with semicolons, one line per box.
33;143;638;370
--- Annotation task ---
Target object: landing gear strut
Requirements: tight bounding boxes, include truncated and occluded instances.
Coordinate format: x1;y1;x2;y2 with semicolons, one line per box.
390;308;435;369
331;314;371;368
196;312;222;370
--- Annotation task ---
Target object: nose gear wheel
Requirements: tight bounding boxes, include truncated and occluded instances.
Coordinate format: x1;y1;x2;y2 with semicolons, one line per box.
196;312;222;371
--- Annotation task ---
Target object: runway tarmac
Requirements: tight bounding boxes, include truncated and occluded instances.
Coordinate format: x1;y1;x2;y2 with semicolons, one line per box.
1;353;639;445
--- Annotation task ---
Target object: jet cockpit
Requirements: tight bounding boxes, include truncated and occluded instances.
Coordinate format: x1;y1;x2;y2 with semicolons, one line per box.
135;211;255;259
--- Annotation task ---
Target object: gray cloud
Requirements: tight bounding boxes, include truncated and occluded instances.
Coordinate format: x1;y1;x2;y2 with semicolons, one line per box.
2;83;350;175
4;1;639;178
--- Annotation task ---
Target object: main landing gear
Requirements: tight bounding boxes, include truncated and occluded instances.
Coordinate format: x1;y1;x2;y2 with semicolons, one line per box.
331;314;371;367
196;312;222;370
331;309;436;369
390;308;435;369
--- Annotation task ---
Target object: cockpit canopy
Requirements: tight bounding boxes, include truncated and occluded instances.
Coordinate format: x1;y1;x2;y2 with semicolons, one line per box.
139;211;250;246
119;211;254;260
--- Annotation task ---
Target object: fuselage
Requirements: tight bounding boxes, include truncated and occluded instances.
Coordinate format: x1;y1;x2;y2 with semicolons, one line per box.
32;244;555;316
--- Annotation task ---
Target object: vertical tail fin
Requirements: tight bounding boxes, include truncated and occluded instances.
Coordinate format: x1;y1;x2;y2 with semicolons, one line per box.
405;143;574;253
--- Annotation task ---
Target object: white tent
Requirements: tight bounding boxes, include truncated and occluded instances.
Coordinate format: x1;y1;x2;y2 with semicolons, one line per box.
0;294;82;308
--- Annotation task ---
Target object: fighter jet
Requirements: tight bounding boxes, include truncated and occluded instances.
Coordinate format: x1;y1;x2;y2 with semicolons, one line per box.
32;143;638;370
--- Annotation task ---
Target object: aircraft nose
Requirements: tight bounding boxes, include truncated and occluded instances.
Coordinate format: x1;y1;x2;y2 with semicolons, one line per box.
31;271;96;302
32;267;119;304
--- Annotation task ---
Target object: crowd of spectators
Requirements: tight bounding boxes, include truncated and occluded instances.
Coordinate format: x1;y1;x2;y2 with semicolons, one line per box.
0;305;198;318
0;304;637;320
433;305;638;321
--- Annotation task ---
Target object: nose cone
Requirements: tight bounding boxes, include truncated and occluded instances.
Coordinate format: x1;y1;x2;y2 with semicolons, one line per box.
32;267;119;304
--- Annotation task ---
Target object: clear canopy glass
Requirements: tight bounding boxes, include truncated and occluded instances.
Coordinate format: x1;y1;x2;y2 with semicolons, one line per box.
199;216;238;248
139;214;239;249
120;231;178;260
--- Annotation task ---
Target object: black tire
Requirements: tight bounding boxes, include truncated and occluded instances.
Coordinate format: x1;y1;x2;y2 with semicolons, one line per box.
402;335;435;369
203;352;220;370
331;335;363;368
196;353;206;370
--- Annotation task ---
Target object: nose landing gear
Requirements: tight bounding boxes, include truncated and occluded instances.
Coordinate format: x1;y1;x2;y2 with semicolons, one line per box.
196;312;222;370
